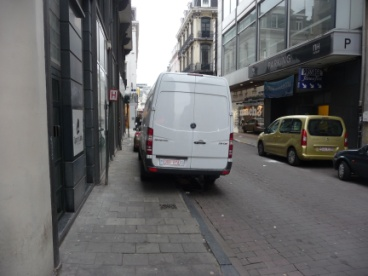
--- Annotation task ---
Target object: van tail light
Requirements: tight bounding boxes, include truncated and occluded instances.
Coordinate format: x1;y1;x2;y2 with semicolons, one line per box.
228;133;233;159
301;129;307;146
146;127;154;155
344;132;348;147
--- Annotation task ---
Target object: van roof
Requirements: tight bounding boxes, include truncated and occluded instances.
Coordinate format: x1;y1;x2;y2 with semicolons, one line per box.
158;72;229;87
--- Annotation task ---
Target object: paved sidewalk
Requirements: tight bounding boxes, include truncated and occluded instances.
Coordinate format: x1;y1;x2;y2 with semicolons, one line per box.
233;132;258;147
58;134;223;276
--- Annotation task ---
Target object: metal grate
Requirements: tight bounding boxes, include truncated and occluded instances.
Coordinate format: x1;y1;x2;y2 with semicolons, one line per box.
160;204;177;210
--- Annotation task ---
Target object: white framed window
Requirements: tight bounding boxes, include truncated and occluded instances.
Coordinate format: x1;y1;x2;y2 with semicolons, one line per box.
202;0;210;7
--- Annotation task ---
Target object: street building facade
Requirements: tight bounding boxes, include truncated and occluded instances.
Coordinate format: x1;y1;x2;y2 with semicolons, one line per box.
217;0;367;148
0;0;133;274
125;8;140;131
176;0;219;75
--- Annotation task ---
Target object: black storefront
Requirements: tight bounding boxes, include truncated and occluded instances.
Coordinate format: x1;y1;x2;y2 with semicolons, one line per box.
248;30;362;148
45;0;132;268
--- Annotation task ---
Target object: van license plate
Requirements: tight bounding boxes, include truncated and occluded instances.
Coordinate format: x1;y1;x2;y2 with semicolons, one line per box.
159;159;184;167
318;147;334;152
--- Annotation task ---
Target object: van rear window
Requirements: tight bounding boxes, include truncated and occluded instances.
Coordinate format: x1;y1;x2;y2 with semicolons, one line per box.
308;119;343;136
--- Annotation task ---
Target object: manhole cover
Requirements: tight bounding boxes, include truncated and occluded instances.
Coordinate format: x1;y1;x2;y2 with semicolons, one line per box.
160;204;177;210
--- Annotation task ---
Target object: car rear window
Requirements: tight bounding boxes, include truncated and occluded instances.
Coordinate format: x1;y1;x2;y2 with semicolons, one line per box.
307;119;343;136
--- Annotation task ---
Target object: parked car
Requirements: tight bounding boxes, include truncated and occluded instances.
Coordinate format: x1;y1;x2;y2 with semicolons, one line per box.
242;118;264;133
257;115;348;166
133;126;141;152
333;144;368;181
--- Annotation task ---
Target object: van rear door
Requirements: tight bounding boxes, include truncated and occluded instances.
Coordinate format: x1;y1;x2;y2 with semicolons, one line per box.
190;76;231;170
306;118;346;157
151;74;195;169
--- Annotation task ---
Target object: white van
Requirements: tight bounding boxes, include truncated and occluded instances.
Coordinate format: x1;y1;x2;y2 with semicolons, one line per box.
138;72;234;184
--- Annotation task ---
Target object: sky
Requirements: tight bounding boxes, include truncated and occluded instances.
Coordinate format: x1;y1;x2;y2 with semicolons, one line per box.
131;0;190;86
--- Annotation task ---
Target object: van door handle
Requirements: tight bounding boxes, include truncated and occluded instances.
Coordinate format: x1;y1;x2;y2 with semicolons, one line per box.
194;140;206;144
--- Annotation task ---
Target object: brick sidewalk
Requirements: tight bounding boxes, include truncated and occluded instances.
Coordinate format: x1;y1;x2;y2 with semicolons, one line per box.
58;134;223;276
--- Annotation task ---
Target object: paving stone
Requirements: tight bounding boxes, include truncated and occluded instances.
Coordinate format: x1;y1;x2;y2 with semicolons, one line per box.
114;225;137;234
159;243;184;253
148;253;175;265
178;224;200;234
63;251;96;265
147;234;170;243
76;265;135;276
124;233;147;243
158;225;180;234
86;242;112;253
136;243;160;253
123;253;149;265
105;218;126;225
94;253;122;265
111;242;136;253
136;225;158;233
182;243;208;253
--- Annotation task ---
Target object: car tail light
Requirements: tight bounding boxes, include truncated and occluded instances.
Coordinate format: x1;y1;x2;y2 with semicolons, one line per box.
146;127;153;155
301;129;307;146
344;132;348;147
228;133;233;159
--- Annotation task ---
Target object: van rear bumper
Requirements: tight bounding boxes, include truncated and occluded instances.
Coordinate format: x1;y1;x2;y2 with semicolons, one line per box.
300;154;335;161
143;158;232;176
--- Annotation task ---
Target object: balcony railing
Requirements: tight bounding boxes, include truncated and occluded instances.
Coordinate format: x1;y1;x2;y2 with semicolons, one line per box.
179;34;194;57
197;31;213;39
183;63;213;73
183;64;195;72
179;31;214;57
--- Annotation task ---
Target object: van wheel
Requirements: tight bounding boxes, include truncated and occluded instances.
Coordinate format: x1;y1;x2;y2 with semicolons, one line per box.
203;176;218;189
338;161;351;180
204;176;217;184
258;142;265;156
287;148;300;166
140;159;150;182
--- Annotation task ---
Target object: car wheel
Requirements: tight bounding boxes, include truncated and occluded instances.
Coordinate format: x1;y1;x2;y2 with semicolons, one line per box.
258;142;265;156
287;147;300;166
338;161;351;180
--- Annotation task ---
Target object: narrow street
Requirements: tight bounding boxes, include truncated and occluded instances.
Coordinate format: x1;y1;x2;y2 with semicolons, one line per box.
184;138;368;275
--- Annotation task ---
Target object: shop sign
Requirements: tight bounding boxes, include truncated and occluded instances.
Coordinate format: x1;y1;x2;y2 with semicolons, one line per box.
249;36;331;78
240;105;263;117
264;75;294;98
73;109;84;156
297;68;323;90
109;89;118;101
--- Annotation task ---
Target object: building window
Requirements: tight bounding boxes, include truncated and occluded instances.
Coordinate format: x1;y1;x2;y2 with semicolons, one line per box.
223;0;237;19
201;44;211;69
202;0;209;7
223;26;236;75
290;0;335;47
96;20;108;172
259;0;286;61
237;9;256;69
49;0;61;66
201;17;211;37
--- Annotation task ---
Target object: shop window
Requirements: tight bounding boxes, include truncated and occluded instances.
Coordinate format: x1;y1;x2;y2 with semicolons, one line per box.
289;0;335;47
259;0;286;60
